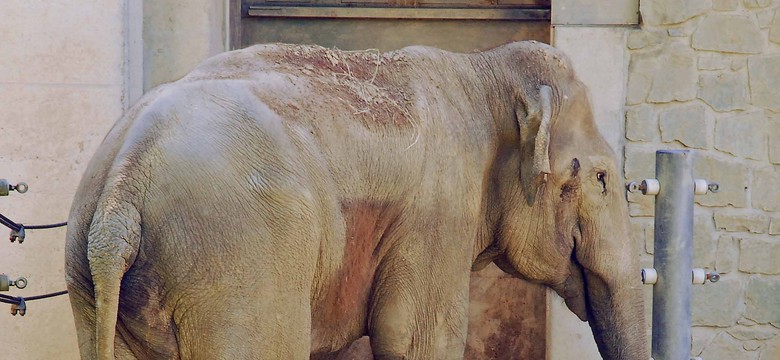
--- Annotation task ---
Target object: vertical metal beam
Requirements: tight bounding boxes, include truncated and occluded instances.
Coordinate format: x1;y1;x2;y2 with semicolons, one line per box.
652;150;694;360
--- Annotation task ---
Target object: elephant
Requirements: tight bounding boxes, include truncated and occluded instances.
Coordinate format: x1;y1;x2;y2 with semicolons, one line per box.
65;41;647;359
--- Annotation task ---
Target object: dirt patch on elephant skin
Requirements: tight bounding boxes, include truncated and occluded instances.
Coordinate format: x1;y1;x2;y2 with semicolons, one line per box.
118;266;179;359
312;199;398;351
560;158;581;201
267;45;416;129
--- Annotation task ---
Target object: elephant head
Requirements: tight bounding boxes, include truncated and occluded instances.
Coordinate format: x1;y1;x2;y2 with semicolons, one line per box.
475;44;648;360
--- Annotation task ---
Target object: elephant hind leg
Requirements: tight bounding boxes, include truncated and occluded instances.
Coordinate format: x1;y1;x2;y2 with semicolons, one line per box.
172;287;313;360
68;284;101;360
113;266;179;359
113;337;137;360
67;282;140;360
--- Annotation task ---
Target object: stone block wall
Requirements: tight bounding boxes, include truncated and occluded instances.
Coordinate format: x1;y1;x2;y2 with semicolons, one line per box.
626;1;780;358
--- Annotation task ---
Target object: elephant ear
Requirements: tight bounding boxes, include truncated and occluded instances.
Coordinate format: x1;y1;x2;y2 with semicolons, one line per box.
517;85;553;200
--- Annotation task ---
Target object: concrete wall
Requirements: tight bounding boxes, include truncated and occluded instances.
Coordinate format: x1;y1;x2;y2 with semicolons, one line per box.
625;0;780;358
0;1;139;359
143;0;226;90
549;26;633;360
0;1;222;359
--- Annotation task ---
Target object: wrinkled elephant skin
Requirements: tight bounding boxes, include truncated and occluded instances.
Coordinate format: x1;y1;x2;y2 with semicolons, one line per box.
65;42;647;359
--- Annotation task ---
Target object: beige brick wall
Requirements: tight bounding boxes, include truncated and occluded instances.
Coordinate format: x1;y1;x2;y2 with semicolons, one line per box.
626;1;780;358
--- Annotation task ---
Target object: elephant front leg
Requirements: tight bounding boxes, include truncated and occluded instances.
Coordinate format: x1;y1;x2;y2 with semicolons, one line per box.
368;254;470;360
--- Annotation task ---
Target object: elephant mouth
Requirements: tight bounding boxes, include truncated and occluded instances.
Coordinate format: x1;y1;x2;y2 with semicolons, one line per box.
559;254;589;322
559;228;590;322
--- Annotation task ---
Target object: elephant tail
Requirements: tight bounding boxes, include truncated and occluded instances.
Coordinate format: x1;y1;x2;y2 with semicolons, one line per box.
87;183;142;360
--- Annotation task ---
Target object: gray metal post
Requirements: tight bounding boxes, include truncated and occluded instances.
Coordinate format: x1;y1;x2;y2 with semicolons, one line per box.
652;150;694;360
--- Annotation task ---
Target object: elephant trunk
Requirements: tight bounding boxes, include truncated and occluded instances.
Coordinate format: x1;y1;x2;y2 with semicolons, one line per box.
575;209;648;360
584;270;648;360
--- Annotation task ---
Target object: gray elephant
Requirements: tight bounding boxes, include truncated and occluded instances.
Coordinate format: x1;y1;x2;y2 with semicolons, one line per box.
65;41;647;359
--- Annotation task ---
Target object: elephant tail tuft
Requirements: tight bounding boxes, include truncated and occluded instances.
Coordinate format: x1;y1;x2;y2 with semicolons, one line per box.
87;187;142;360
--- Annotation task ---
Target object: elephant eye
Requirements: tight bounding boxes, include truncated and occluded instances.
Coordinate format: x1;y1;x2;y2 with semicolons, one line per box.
596;171;607;194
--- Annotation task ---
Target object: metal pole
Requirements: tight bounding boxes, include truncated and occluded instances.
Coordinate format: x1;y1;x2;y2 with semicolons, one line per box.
652;150;694;360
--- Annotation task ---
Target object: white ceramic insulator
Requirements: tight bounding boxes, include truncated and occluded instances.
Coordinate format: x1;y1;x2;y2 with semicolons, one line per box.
692;268;706;285
694;179;709;195
642;179;660;195
642;268;658;285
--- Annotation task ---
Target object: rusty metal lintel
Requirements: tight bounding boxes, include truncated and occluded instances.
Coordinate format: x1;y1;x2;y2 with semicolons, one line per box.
247;6;551;20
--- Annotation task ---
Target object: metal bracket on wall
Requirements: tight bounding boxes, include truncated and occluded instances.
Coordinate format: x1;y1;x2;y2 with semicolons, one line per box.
0;274;28;292
0;179;28;196
0;178;70;316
